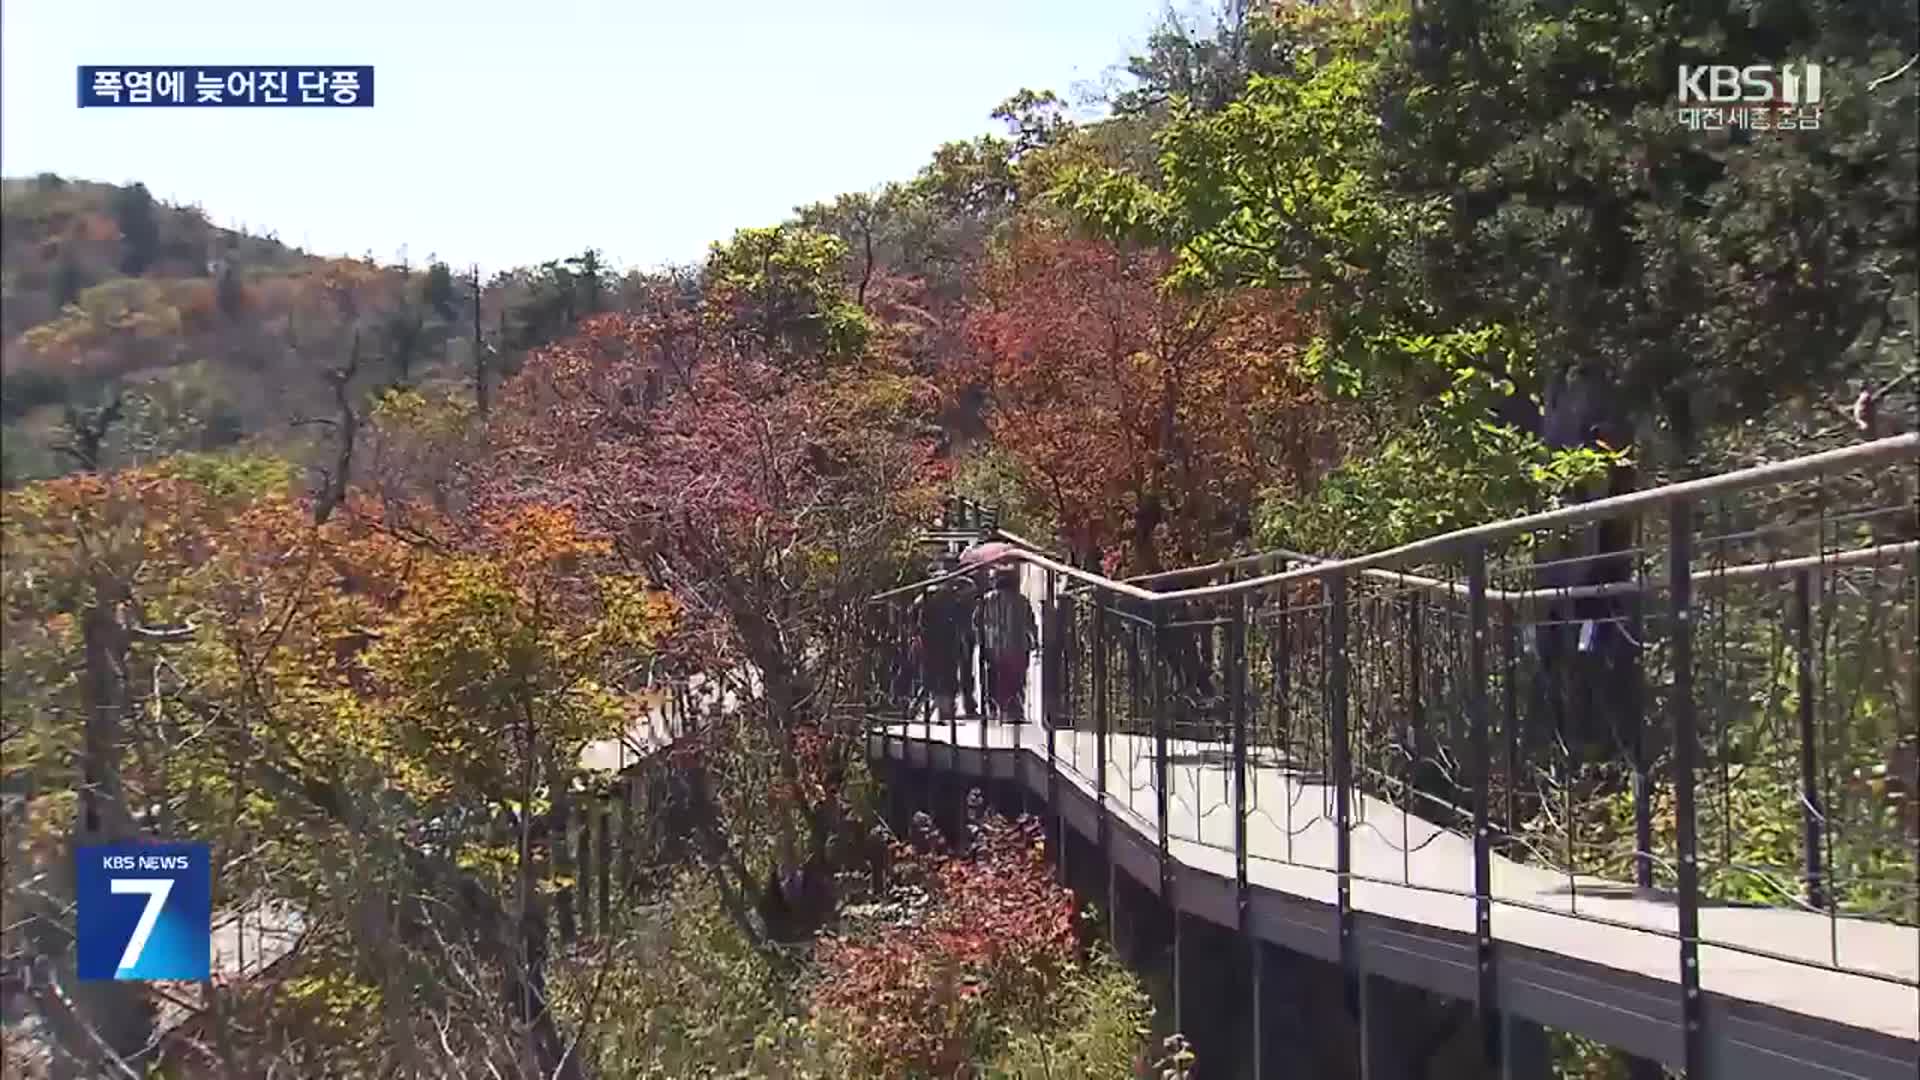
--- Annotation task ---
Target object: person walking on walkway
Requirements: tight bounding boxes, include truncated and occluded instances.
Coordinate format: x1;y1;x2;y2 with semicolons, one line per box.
915;560;972;723
977;566;1038;723
952;563;982;718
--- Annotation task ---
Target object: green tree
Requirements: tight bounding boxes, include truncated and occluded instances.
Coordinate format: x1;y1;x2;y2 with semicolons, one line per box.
1068;0;1918;470
704;225;872;365
565;248;610;315
1107;0;1285;117
216;259;247;318
110;181;160;275
507;260;580;351
423;259;458;320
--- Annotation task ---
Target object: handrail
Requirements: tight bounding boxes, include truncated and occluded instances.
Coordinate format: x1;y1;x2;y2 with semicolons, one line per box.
868;543;1161;604
1147;433;1917;604
1125;550;1286;586
868;433;1919;607
989;525;1050;554
1122;434;1919;590
1143;541;1919;611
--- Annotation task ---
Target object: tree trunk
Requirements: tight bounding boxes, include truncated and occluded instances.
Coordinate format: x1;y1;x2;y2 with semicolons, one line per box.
64;579;157;1075
1133;491;1165;576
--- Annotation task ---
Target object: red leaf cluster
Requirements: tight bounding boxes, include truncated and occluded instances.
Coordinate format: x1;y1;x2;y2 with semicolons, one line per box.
485;311;947;724
959;225;1325;573
812;814;1078;1076
483;313;949;867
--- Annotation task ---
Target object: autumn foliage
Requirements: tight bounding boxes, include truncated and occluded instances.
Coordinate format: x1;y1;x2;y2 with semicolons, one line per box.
0;453;677;1076
961;225;1328;574
483;295;948;952
491;310;945;698
811;814;1080;1077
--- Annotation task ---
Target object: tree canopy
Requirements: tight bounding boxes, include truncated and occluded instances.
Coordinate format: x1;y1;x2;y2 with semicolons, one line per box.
2;2;1915;1076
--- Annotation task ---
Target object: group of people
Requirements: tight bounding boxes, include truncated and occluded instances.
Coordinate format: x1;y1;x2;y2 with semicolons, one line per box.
910;557;1038;724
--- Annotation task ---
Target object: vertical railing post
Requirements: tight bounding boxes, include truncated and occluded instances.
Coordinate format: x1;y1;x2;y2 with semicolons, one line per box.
977;584;989;758
1405;589;1424;883
576;795;593;940
1630;593;1653;892
1012;567;1026;811
1910;540;1919;937
1058;578;1074;733
1502;605;1520;842
1466;543;1499;1068
554;795;576;946
1046;571;1064;884
1277;578;1294;864
947;591;959;777
1094;596;1110;818
597;793;612;931
1794;569;1825;910
617;775;633;896
1328;572;1355;1012
893;605;906;781
1153;608;1172;900
1231;584;1263;1068
1230;591;1249;914
1093;593;1114;944
882;607;899;828
919;606;934;816
1669;499;1704;1077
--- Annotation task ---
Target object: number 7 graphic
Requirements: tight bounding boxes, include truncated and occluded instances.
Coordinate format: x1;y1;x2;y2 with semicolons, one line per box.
110;878;174;972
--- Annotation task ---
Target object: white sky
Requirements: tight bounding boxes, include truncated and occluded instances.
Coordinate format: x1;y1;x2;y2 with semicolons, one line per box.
1;0;1165;275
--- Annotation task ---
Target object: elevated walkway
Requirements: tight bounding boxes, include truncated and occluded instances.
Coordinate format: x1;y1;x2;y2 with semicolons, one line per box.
870;719;1917;1077
866;434;1920;1080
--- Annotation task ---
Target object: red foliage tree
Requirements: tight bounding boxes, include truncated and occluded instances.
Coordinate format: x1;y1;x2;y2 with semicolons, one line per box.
491;310;945;938
812;814;1079;1076
961;224;1325;574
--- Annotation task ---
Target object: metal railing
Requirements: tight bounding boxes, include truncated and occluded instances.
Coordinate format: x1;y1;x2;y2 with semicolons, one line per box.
552;676;718;943
862;433;1920;1069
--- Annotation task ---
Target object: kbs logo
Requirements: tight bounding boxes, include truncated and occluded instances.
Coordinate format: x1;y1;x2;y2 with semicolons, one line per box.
1675;64;1823;135
1677;64;1822;104
75;843;211;981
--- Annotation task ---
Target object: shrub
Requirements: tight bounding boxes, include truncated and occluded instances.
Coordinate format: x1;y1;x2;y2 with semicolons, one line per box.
546;872;829;1080
981;948;1155;1079
811;813;1079;1077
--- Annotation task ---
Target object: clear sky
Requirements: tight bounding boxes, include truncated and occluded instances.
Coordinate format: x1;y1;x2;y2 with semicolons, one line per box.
1;0;1166;276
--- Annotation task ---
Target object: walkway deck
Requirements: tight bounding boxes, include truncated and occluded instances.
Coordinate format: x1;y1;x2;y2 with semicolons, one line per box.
871;716;1920;1065
578;673;741;774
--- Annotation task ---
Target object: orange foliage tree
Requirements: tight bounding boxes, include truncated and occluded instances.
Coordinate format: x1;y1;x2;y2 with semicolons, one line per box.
1;453;673;1078
961;224;1326;574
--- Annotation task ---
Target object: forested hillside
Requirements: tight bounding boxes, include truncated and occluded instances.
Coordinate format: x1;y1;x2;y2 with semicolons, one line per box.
2;1;1915;1078
0;174;633;490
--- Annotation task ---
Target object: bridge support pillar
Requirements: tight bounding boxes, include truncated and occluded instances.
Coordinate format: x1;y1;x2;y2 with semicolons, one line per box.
1110;863;1134;966
1248;935;1264;1078
1359;974;1411;1080
1054;803;1068;886
1177;912;1258;1080
1500;1012;1550;1080
1171;909;1184;1037
1106;855;1119;955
